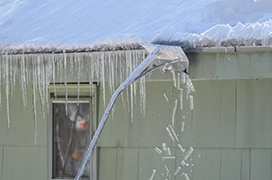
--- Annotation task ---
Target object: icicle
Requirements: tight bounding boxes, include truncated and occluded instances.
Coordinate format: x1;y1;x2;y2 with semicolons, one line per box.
88;54;94;98
5;55;10;128
174;166;181;176
0;57;2;107
130;84;134;123
181;122;185;132
77;54;81;105
63;52;68;114
189;95;194;110
51;53;57;97
178;144;186;153
186;75;195;98
94;53;100;85
119;53;126;109
32;73;37;145
109;53;116;118
36;55;45;118
9;58;14;97
101;53;106;108
20;55;27;107
168;125;179;142
184;147;194;161
171;99;178;127
108;52;114;96
59;54;64;82
45;56;52;115
166;127;175;141
163;93;169;102
139;75;146;116
180;88;183;110
171;70;176;88
154;147;162;154
177;72;181;90
162;156;175;161
181;72;186;84
12;58;17;95
149;169;156;180
41;56;46;118
128;51;134;123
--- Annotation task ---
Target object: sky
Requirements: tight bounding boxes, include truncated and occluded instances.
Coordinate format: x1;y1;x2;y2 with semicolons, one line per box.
1;0;272;47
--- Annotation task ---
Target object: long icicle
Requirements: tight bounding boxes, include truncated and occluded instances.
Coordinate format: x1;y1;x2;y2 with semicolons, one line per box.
64;51;68;114
32;58;38;144
5;54;10;128
0;56;2;107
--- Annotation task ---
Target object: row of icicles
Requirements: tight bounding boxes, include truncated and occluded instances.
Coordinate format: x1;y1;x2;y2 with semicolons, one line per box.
0;50;147;144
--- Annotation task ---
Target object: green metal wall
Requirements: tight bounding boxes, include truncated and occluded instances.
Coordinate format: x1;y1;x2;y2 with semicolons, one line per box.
0;49;272;180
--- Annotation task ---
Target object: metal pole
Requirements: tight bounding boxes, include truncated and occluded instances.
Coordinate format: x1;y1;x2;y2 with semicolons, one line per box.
74;47;160;180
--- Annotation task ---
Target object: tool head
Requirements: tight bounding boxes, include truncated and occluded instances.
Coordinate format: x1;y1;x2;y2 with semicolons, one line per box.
142;44;189;73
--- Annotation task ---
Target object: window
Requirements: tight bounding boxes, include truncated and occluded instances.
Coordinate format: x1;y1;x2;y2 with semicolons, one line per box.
50;85;96;180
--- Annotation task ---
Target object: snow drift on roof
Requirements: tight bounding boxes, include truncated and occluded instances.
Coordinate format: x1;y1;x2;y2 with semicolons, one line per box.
1;0;272;48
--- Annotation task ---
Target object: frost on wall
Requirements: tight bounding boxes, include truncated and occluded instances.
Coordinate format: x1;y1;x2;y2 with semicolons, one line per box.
0;49;146;143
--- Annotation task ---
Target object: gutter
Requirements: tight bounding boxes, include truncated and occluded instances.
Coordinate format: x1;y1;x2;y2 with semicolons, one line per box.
1;44;272;55
185;46;272;53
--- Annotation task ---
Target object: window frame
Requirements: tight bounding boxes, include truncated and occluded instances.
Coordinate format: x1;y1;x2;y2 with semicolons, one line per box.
49;84;97;180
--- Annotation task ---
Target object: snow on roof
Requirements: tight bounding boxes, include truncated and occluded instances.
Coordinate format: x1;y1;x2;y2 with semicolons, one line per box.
1;0;272;49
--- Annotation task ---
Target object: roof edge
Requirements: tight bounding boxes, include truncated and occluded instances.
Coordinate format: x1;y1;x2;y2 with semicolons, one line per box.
1;44;272;55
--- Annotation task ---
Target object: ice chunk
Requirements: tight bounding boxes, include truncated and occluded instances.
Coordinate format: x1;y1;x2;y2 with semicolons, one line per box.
154;147;162;154
149;169;156;180
162;143;167;152
184;173;190;180
162;156;175;161
180;88;183;110
168;125;179;142
174;166;181;176
189;95;194;110
163;93;169;102
166;147;171;156
181;72;186;84
139;75;146;116
165;165;169;177
184;147;194;161
171;99;178;127
169;125;179;140
178;144;186;153
171;70;177;88
186;75;195;98
181;122;185;132
180;160;186;166
166;127;175;141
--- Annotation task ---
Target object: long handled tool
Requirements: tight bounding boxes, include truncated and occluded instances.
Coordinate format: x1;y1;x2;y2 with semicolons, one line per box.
74;44;189;180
